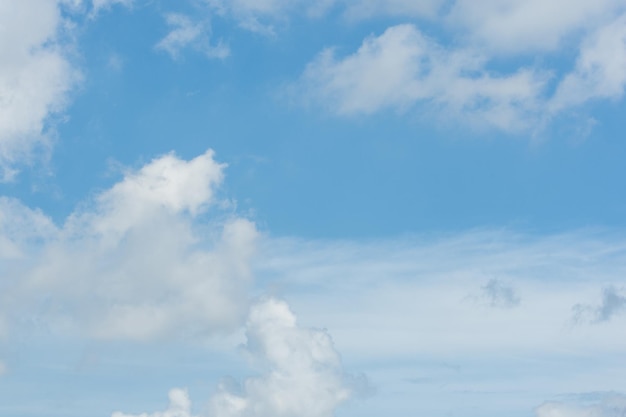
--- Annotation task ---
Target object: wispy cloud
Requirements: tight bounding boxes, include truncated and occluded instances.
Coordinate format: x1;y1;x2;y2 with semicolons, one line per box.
258;230;626;358
155;13;229;60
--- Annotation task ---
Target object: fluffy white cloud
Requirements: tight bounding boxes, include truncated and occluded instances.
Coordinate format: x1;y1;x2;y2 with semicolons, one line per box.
156;13;229;60
550;14;626;111
0;0;80;179
210;298;354;417
1;149;258;341
298;24;547;132
113;299;356;417
536;395;626;417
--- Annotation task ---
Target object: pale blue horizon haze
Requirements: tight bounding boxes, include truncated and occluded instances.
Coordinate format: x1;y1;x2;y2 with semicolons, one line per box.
1;1;626;417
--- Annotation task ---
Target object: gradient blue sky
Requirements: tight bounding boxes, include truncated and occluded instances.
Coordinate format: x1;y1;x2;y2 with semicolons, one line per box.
1;1;626;417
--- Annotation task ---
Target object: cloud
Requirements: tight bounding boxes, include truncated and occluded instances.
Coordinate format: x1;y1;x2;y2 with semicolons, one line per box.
0;0;81;179
448;0;626;54
340;0;445;20
550;14;626;111
0;149;258;342
112;298;358;417
210;298;356;417
112;389;196;417
91;0;133;15
156;13;229;60
481;278;521;308
572;286;626;324
257;230;626;358
536;394;626;417
297;24;548;132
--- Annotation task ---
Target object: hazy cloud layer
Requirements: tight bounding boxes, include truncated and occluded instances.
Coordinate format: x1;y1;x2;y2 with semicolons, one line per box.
258;231;626;358
481;278;521;308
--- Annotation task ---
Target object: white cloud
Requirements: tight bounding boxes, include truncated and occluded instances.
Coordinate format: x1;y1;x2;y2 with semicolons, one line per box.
112;389;196;417
536;395;626;417
156;13;229;59
112;299;357;417
0;0;81;179
448;0;626;54
90;0;132;15
298;24;548;132
0;197;57;260
550;14;626;111
0;149;258;342
210;298;354;417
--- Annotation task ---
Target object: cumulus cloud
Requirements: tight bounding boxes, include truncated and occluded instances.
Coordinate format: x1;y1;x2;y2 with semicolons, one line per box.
298;24;548;132
0;0;81;179
572;286;626;324
156;13;229;60
0;149;258;341
113;298;357;417
536;394;626;417
210;298;355;417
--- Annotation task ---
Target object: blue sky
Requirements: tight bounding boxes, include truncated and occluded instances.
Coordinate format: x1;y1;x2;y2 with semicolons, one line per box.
2;1;626;416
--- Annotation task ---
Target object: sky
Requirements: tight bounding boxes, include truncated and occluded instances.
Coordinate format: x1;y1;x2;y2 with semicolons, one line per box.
1;0;626;416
